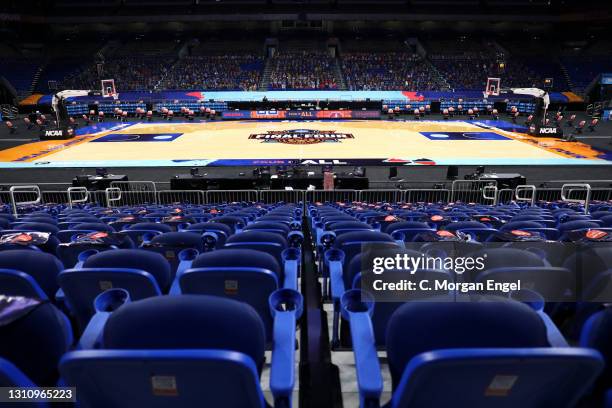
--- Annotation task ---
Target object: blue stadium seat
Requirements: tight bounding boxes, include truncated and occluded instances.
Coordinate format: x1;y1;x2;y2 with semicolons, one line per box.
9;222;59;234
471;247;572;300
444;221;498;241
141;232;204;274
210;215;247;233
337;248;452;348
384;221;436;243
181;222;233;249
0;250;63;299
121;222;172;244
342;292;603;408
173;248;294;341
0;296;73;387
59;249;171;329
580;307;612;406
60;292;301;407
57;231;135;268
225;231;293;268
324;230;400;345
0;357;50;408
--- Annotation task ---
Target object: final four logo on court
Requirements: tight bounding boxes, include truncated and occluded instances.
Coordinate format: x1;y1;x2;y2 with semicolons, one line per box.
248;129;354;145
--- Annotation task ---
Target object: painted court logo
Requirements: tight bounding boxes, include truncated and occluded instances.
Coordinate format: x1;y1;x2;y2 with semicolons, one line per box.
248;129;354;145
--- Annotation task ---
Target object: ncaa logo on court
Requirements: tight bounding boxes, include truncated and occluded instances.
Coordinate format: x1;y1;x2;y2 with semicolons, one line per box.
249;129;354;145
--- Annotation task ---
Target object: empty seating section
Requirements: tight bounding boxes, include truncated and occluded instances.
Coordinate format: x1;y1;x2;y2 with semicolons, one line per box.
0;191;611;406
0;201;303;407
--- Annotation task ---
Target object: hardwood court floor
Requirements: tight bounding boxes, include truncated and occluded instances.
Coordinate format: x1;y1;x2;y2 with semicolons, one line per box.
0;120;609;167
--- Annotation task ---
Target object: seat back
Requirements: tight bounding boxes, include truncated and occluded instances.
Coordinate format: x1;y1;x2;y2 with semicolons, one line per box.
0;269;48;299
60;351;265;408
0;296;72;386
142;232;203;273
0;250;63;299
179;249;280;341
224;231;288;269
390;348;603;408
60;295;266;408
59;268;161;330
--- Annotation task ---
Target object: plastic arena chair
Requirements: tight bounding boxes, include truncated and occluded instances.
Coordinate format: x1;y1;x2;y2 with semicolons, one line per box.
323;231;400;345
333;248;452;348
59;249;172;329
559;220;603;240
208;215;247;233
141;231;204;274
444;221;498;242
180;222;233;250
70;222;115;233
0;250;63;300
244;221;292;236
121;222;172;244
384;221;436;243
471;248;573;301
225;230;302;263
8;222;60;234
0;230;61;255
0;357;51;408
172;248;295;342
0;296;73;387
580;307;612;406
60;292;301;408
57;231;135;268
342;292;603;408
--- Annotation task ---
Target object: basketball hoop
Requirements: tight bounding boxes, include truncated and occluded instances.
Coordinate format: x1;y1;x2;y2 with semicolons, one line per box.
484;77;501;98
101;79;116;98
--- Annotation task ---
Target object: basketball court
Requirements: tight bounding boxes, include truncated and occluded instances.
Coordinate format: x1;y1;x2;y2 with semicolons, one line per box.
0;119;609;167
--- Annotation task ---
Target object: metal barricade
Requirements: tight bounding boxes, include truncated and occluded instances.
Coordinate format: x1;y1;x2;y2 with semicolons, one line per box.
67;187;89;208
497;189;514;205
451;180;498;203
41;191;70;205
110;181;157;205
482;185;498;205
9;185;41;216
535;188;562;203
258;190;304;204
206;190;258;204
158;190;206;205
304;190;359;204
591;188;612;202
515;185;536;206
404;189;450;203
561;184;591;214
358;189;402;203
105;187;122;208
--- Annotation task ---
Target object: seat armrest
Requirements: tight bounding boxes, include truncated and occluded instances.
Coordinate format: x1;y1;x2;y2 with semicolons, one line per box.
341;290;382;407
269;289;304;408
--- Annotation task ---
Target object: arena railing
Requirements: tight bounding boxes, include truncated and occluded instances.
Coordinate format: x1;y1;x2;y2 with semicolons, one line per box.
158;190;206;205
514;185;537;206
561;184;591;214
404;189;451;203
450;180;498;204
258;190;303;204
8;185;41;216
2;184;610;212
